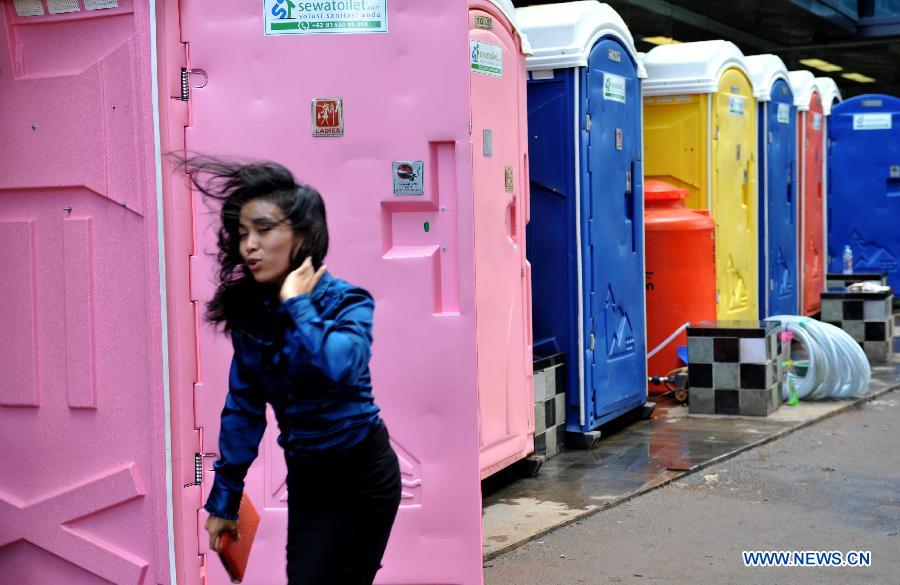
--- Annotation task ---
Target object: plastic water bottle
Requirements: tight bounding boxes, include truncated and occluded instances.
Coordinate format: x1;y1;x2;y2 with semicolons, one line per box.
842;245;853;275
842;245;853;274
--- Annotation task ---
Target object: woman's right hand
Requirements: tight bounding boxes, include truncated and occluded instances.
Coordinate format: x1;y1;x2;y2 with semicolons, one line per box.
205;515;239;553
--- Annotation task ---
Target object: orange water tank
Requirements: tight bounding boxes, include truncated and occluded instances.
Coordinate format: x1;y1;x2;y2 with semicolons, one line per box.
645;180;717;393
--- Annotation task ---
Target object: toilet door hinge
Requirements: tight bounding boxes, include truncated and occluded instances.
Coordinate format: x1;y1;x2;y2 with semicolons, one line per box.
585;114;592;132
180;68;190;101
179;68;209;103
590;332;596;352
184;452;218;487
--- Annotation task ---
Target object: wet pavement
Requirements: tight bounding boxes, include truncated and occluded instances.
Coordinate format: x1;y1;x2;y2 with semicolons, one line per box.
482;332;900;559
484;388;900;585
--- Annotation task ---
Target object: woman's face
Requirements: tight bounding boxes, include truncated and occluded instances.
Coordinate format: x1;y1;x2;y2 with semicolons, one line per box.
238;198;302;285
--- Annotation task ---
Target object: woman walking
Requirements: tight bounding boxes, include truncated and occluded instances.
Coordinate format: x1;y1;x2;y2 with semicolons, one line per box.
187;157;401;584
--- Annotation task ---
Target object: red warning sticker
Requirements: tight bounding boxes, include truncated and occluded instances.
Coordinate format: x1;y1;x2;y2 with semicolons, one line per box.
312;98;344;137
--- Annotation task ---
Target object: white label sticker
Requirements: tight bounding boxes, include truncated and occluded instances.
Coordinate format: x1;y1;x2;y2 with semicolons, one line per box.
777;102;791;124
603;73;626;104
483;130;493;156
853;113;892;131
470;40;502;78
813;113;822;130
393;161;424;196
265;0;387;35
728;95;745;117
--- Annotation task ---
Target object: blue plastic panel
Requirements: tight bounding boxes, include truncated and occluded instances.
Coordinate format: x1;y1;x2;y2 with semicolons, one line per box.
827;94;900;289
526;69;578;367
581;38;647;430
758;79;799;316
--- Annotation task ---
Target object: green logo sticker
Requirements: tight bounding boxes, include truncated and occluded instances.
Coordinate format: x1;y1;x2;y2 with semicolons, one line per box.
853;113;892;130
603;73;626;104
470;40;502;78
265;0;388;35
777;102;790;124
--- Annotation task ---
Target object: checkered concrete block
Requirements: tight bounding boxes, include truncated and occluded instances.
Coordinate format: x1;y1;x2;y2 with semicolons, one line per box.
689;387;715;414
539;423;568;459
534;400;546;435
713;362;739;388
688;336;714;363
864;298;892;321
739;388;770;416
555;392;565;425
822;299;843;322
820;290;894;363
739;337;768;364
864;341;892;363
843;320;866;342
687;321;781;416
533;369;549;404
532;355;568;459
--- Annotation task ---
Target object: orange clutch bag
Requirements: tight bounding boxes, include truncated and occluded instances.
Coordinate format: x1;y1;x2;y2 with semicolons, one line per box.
217;492;260;584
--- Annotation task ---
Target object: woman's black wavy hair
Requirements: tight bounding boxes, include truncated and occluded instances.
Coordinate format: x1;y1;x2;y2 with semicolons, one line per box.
178;155;329;333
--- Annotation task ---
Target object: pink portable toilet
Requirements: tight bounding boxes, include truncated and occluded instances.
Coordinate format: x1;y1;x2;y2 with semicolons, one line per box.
0;3;173;585
157;1;532;584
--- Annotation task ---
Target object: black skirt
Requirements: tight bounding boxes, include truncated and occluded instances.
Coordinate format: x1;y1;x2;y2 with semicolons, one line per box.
285;423;401;585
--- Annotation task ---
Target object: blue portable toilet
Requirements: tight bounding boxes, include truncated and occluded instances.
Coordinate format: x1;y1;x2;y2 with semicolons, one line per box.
816;76;842;272
746;55;799;316
827;94;900;288
517;1;648;443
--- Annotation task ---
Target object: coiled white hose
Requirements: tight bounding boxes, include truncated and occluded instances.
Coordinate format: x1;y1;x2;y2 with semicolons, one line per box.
769;315;871;400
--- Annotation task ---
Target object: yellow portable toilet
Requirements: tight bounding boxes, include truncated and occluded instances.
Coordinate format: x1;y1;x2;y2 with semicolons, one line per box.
642;41;759;321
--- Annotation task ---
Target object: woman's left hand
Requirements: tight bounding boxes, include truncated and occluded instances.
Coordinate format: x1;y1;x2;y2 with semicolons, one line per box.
280;257;327;302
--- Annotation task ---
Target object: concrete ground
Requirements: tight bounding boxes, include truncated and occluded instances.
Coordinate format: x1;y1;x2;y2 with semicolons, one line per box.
482;356;900;559
484;388;900;585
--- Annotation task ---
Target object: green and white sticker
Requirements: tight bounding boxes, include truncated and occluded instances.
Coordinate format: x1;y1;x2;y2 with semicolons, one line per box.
603;73;626;104
777;102;790;124
853;113;892;130
264;0;388;35
728;95;745;117
470;40;502;77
